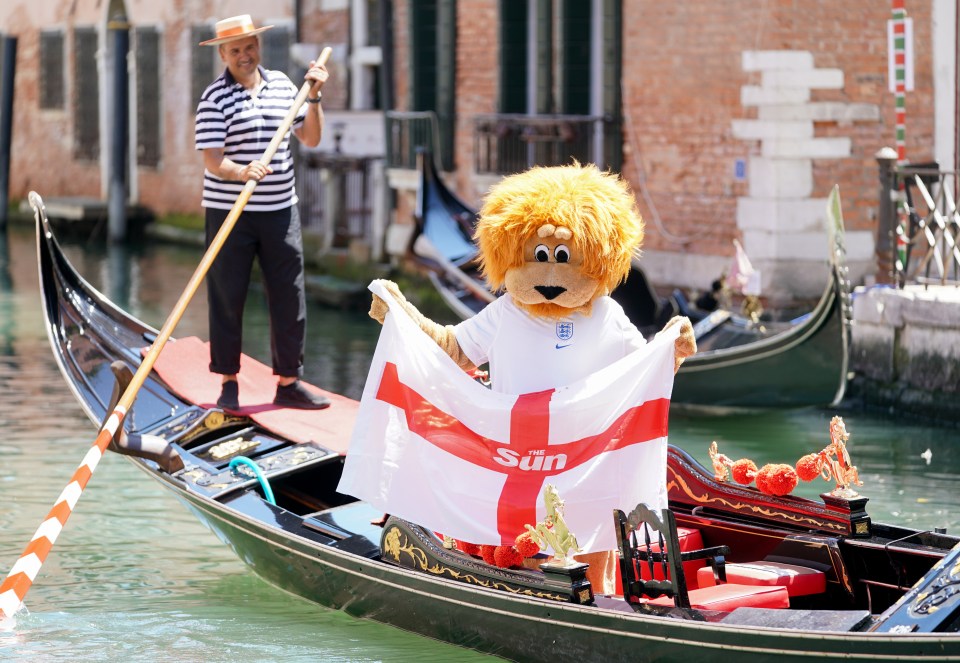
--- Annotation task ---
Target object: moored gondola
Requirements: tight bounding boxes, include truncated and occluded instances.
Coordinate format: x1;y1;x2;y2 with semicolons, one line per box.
32;192;960;661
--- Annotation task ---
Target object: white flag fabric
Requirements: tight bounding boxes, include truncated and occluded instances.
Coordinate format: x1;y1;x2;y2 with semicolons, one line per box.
337;281;678;553
727;238;762;296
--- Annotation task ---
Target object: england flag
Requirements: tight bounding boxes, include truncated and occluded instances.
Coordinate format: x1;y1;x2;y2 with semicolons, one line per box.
337;281;677;553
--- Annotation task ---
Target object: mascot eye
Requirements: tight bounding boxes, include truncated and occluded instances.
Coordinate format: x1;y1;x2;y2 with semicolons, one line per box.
534;244;550;262
554;245;570;263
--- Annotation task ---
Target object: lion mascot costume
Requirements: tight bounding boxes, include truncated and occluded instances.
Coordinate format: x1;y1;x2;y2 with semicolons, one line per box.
369;162;696;594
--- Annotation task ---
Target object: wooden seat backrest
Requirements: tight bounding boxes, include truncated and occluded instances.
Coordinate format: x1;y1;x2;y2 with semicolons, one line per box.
615;503;730;609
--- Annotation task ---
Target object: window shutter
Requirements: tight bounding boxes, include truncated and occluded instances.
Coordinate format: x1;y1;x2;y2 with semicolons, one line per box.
560;0;591;116
191;25;218;109
40;31;65;110
435;0;456;170
73;27;99;161
534;0;553;115
601;0;622;170
410;1;438;113
135;27;161;167
499;1;527;114
261;26;291;74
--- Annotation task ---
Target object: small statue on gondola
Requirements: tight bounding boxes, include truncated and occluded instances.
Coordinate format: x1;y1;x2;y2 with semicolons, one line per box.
524;485;583;566
796;416;862;498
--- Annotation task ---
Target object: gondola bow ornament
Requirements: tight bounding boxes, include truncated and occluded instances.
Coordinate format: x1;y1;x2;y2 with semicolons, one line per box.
338;281;678;552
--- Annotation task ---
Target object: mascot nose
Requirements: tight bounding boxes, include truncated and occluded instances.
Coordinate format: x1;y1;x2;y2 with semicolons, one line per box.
535;285;567;300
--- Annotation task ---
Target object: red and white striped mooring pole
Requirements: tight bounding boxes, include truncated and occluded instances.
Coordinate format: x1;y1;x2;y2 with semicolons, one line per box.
0;46;332;624
891;0;907;164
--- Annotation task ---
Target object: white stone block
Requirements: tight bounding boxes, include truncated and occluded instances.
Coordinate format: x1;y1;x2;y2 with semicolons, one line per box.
846;230;877;262
737;196;825;233
746;157;813;198
384;222;414;257
903;326;960;360
761;137;851;159
743;227;874;263
852;288;889;325
758;102;881;122
731;119;813;140
743;229;830;262
741;86;811;106
761;69;844;89
638;251;729;291
742;51;814;72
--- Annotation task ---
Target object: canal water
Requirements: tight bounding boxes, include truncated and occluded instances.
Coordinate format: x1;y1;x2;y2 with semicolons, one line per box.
1;223;959;661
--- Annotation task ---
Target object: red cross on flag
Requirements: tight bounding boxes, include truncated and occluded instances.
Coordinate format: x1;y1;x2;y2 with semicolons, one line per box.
337;283;678;553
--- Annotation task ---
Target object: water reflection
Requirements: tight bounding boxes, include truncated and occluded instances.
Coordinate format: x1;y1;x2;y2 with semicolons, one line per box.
2;225;960;661
0;232;13;357
105;241;133;312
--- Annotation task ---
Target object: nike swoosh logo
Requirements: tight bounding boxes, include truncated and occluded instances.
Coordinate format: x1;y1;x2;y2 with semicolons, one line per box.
555;343;572;349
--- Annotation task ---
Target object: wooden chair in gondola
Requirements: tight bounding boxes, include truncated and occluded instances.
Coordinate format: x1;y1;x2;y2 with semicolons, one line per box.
614;504;789;612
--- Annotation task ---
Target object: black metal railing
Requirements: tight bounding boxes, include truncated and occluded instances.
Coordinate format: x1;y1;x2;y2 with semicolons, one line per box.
473;113;617;176
296;152;382;250
385;110;442;171
888;164;960;288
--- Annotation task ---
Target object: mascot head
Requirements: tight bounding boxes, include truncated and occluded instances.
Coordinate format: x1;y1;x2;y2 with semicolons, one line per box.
475;162;643;319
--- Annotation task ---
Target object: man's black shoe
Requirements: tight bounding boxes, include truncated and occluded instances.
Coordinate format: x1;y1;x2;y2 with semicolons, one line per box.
217;380;239;410
274;380;331;410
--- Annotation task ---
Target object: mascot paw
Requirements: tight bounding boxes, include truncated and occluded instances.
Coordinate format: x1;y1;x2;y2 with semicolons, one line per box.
658;315;697;372
368;279;407;324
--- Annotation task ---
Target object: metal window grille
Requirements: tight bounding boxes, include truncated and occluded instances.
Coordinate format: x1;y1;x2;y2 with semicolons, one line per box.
296;153;379;248
135;27;161;167
191;26;218;109
366;0;382;46
39;31;65;110
261;27;291;74
73;27;99;161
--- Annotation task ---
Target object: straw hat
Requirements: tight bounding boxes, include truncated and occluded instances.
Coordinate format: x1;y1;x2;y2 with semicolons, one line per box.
199;15;274;46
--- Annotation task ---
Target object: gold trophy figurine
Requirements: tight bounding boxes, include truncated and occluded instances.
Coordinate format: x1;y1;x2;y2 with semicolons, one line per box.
524;485;583;566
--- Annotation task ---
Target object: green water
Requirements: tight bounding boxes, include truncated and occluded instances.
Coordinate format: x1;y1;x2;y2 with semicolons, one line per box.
1;224;959;661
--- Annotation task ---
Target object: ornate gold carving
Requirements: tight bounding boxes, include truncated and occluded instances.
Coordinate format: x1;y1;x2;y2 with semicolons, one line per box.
384;527;567;601
667;470;845;532
708;441;733;482
818;417;862;498
909;557;960;617
524;485;582;565
208;436;260;460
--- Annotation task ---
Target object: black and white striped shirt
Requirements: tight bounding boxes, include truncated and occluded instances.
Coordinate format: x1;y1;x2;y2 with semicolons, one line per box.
195;66;307;211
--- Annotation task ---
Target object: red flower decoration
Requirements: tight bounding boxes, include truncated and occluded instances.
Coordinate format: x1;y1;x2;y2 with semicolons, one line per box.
731;458;758;485
795;453;822;482
755;463;799;496
515;531;541;558
480;544;497;565
457;540;481;556
493;545;524;569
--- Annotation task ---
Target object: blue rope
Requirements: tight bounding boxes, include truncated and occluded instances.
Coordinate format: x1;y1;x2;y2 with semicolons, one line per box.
228;456;276;505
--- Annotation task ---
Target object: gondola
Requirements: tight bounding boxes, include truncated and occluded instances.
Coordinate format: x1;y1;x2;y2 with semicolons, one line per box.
409;152;851;409
32;193;960;662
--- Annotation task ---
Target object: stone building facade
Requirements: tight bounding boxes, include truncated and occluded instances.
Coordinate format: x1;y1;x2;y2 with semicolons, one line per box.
2;1;957;303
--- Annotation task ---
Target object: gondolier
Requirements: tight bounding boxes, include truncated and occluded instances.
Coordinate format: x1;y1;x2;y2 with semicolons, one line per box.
195;14;330;411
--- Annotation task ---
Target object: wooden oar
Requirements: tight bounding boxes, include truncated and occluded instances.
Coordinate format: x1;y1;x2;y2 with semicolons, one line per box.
0;46;332;623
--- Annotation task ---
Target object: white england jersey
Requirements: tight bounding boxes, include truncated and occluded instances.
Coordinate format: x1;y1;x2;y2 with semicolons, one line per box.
454;294;647;394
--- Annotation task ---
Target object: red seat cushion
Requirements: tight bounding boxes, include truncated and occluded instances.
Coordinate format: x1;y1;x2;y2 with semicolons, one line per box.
617;527;704;596
649;583;790;611
697;561;826;597
636;527;706;586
